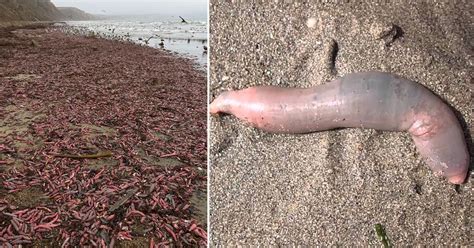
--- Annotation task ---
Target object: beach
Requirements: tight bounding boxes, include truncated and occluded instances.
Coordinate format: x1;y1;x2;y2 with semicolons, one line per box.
65;16;208;68
0;23;207;246
210;1;472;246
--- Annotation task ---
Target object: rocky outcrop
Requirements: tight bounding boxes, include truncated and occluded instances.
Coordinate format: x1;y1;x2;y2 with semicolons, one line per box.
57;7;96;21
0;0;95;22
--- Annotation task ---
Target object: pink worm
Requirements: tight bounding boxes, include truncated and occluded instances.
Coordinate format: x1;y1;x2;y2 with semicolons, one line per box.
210;71;469;184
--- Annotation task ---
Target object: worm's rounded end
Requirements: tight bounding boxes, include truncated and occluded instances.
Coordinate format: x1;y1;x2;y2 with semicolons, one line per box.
210;91;232;116
209;100;220;115
210;98;224;116
447;172;468;185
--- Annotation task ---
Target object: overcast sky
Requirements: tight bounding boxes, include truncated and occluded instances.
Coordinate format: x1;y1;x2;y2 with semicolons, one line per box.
51;0;207;19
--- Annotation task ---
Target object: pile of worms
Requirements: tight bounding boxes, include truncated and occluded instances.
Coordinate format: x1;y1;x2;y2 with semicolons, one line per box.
0;24;207;246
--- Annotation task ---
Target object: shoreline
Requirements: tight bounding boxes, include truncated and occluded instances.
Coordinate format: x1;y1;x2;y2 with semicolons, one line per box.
0;21;61;28
0;23;207;246
63;19;208;69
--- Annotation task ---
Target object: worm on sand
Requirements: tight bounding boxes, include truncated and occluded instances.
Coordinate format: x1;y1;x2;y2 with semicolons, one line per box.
210;71;469;184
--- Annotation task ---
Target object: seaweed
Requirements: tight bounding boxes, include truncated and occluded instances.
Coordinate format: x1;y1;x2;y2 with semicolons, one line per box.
374;223;392;248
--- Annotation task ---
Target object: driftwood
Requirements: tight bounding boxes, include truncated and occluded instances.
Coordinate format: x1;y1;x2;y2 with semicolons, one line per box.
52;151;113;159
108;188;139;212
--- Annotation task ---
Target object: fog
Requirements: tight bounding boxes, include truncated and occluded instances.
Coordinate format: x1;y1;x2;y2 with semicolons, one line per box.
51;0;207;20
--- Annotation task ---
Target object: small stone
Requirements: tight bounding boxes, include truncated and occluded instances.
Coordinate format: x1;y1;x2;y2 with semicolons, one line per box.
370;22;392;39
370;22;403;46
31;40;39;47
306;17;317;28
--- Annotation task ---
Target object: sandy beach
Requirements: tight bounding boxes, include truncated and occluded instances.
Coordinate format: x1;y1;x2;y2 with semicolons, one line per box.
0;23;206;246
210;1;472;246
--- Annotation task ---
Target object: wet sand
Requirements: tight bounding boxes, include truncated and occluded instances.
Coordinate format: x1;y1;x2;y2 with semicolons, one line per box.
210;1;472;246
0;23;207;246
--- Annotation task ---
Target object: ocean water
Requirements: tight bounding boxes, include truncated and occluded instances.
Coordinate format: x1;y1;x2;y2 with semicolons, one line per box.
66;15;208;69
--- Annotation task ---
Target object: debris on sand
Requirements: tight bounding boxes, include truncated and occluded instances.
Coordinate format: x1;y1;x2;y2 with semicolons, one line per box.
0;24;207;247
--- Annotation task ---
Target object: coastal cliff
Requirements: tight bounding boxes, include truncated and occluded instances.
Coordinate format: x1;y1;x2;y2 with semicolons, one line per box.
0;0;95;22
57;7;96;21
